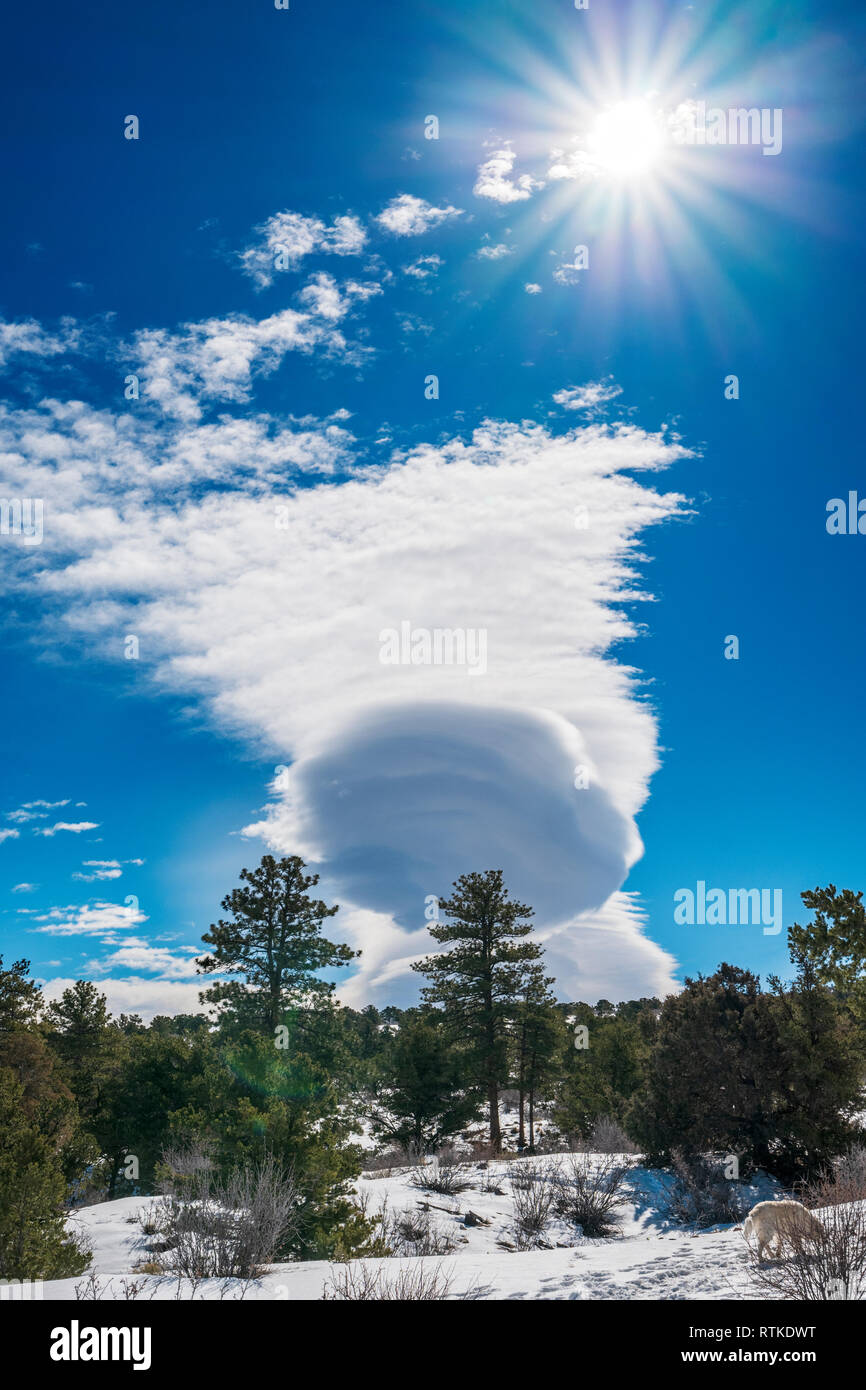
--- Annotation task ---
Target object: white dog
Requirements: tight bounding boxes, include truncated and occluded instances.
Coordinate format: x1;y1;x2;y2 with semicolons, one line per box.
742;1200;825;1262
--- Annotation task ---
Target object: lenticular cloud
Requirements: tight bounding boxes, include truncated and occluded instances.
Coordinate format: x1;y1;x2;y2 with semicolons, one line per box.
0;335;690;1003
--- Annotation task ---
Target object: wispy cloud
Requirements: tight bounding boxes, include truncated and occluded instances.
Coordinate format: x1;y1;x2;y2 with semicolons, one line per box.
7;799;70;824
376;194;463;236
553;380;624;415
73;858;144;882
475;242;513;261
32;901;147;937
402;254;443;280
0;317;79;369
34;822;100;838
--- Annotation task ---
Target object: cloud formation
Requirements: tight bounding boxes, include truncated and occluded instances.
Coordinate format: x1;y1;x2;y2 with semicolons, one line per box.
239;210;366;288
474;145;543;204
0;218;691;1008
376;194;463;236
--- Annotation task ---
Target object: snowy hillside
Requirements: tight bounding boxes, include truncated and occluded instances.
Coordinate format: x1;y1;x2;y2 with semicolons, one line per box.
42;1152;788;1301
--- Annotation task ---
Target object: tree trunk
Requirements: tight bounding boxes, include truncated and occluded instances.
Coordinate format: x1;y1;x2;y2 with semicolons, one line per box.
488;1082;501;1152
517;1017;526;1150
528;1052;536;1152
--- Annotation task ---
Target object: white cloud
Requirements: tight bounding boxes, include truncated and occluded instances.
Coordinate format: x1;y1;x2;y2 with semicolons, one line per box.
402;255;443;280
73;858;144;882
553;381;624;415
86;939;201;980
7;799;70;824
0;318;79;370
239;210;366;289
129;301;371;421
475;243;513;261
12;882;36;893
0;829;20;844
396;313;432;336
547;147;599;182
473;145;543;204
524;283;542;295
553;259;587;287
376;195;463;237
1;300;694;1006
32;901;147;936
297;271;382;321
34;821;100;837
40;975;206;1024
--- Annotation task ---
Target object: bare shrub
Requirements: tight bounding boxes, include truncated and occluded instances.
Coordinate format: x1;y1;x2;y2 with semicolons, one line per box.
749;1163;866;1301
552;1152;630;1237
322;1261;487;1300
669;1151;749;1228
408;1152;474;1197
156;1140;215;1197
478;1164;505;1194
589;1115;637;1155
825;1145;866;1204
148;1152;299;1279
382;1206;457;1257
509;1160;546;1192
74;1272;157;1302
509;1166;554;1249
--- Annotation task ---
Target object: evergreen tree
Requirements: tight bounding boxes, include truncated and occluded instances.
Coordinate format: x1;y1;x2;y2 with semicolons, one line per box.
197;854;357;1033
44;981;118;1125
513;969;560;1150
627;964;775;1168
0;955;42;1031
627;962;862;1179
373;1013;480;1150
788;884;866;1027
764;950;863;1176
0;1069;90;1280
412;869;542;1152
555;999;656;1139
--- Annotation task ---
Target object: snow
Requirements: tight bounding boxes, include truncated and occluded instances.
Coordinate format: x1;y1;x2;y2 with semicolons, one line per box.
40;1153;794;1301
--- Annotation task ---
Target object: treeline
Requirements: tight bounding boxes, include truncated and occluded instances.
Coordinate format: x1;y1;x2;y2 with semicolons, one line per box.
1;859;865;1280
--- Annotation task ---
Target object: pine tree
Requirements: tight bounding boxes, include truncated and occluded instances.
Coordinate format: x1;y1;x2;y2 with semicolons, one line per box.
765;950;863;1176
513;971;562;1151
788;885;866;1025
0;1068;90;1280
555;999;656;1139
626;961;862;1180
0;955;42;1031
45;981;117;1124
374;1013;480;1150
197;854;357;1033
411;869;542;1152
626;964;776;1168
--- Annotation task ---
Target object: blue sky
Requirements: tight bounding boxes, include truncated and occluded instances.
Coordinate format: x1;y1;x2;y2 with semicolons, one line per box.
1;0;864;1017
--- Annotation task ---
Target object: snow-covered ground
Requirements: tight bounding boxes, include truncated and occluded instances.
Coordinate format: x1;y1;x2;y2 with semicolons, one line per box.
41;1153;789;1301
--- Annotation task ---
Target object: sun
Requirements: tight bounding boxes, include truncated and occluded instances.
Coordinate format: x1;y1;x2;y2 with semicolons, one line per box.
586;99;665;179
